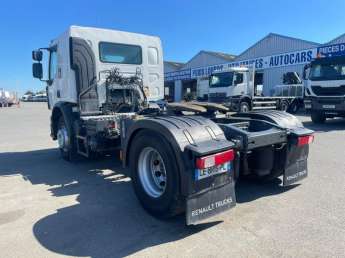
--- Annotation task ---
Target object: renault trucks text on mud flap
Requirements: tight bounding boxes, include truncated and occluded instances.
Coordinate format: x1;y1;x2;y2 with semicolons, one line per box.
32;26;314;225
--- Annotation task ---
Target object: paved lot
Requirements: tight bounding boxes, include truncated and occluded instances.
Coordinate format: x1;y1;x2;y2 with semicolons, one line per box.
0;102;345;258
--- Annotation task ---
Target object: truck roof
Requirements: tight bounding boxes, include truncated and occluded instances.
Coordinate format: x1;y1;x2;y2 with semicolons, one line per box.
52;25;162;45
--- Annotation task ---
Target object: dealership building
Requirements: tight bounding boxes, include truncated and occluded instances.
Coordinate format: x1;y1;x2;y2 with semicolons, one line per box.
164;33;345;101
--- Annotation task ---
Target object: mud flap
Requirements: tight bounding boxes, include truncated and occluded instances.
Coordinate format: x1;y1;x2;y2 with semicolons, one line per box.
186;182;236;225
283;159;308;186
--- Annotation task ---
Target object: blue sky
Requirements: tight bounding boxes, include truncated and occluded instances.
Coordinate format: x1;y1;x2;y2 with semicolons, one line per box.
1;0;345;94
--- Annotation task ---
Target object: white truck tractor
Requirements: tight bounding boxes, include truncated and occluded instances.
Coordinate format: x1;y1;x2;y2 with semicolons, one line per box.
208;67;303;113
304;55;345;123
32;26;313;225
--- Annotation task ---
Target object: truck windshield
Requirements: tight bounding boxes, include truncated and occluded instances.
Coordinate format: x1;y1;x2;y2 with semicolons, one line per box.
309;62;345;81
99;42;142;64
209;72;234;87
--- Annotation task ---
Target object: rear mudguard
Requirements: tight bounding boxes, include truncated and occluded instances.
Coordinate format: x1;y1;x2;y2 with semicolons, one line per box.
121;115;235;195
233;110;303;129
233;110;314;184
121;115;237;224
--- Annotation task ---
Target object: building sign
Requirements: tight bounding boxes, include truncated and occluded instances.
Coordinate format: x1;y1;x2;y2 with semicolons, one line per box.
164;43;345;81
317;43;345;57
164;69;191;81
190;48;317;78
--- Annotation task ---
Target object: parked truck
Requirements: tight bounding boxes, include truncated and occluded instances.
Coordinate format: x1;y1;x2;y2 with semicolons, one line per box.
32;26;313;225
208;67;304;113
0;89;18;107
303;55;345;123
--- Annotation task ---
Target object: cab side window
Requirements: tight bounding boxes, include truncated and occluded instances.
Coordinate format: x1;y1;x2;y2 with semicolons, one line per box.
148;47;159;65
49;50;58;81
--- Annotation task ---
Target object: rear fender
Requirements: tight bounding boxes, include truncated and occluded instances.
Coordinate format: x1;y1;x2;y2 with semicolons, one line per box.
121;115;235;196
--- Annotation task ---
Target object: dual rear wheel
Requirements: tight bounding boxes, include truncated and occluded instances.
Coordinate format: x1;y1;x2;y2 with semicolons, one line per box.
130;131;182;218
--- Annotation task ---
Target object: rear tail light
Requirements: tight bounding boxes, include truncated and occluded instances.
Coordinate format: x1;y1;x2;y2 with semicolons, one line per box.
297;135;314;147
196;149;235;169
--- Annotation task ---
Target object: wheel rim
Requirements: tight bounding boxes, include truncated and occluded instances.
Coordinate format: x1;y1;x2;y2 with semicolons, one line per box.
57;126;69;151
281;103;288;111
138;147;167;198
241;103;249;112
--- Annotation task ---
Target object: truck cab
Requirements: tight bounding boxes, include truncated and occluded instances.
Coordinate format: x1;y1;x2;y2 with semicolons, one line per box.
208;67;253;106
33;26;164;113
304;56;345;123
208;66;303;113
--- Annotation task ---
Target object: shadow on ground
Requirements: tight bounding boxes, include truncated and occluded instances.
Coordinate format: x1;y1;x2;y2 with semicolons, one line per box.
235;178;298;203
301;117;345;132
0;148;297;257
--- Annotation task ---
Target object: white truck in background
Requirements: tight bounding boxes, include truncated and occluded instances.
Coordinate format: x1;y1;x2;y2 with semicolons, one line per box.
208;66;304;113
303;55;345;123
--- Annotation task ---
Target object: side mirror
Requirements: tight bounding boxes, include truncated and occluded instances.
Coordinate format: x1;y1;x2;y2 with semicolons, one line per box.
234;74;244;85
32;50;43;61
303;64;310;80
32;63;43;79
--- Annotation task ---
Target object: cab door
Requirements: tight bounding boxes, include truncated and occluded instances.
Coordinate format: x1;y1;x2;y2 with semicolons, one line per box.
230;72;246;97
47;45;59;107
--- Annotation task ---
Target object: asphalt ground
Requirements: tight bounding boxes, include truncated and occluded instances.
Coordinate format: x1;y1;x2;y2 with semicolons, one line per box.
0;102;344;257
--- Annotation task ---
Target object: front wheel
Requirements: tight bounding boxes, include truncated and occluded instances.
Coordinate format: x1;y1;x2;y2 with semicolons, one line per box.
129;131;183;218
57;116;77;161
239;101;250;112
279;100;289;112
311;111;326;124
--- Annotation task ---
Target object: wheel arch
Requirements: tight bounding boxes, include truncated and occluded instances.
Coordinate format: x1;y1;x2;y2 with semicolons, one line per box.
123;121;186;196
240;96;252;109
121;116;234;196
51;102;78;140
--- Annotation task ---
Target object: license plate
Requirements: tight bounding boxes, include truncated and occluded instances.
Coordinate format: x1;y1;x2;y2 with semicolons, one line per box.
186;182;236;225
322;105;335;109
195;162;230;180
305;104;311;109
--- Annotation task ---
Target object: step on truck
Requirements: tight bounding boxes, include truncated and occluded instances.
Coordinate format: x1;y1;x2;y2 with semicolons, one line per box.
32;26;314;225
208;67;304;113
303;55;345;123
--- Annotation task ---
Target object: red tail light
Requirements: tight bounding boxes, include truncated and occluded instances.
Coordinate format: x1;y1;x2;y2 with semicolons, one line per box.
196;149;235;169
297;135;314;147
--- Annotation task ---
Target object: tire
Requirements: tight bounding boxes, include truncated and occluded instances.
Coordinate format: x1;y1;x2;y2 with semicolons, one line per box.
288;101;299;114
129;130;182;218
57;116;78;161
239;101;250;113
279;100;289;112
311;111;326;124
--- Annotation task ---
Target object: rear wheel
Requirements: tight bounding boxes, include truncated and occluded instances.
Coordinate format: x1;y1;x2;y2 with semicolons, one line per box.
311;111;326;124
130;131;182;218
239;101;250;113
57;116;77;161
